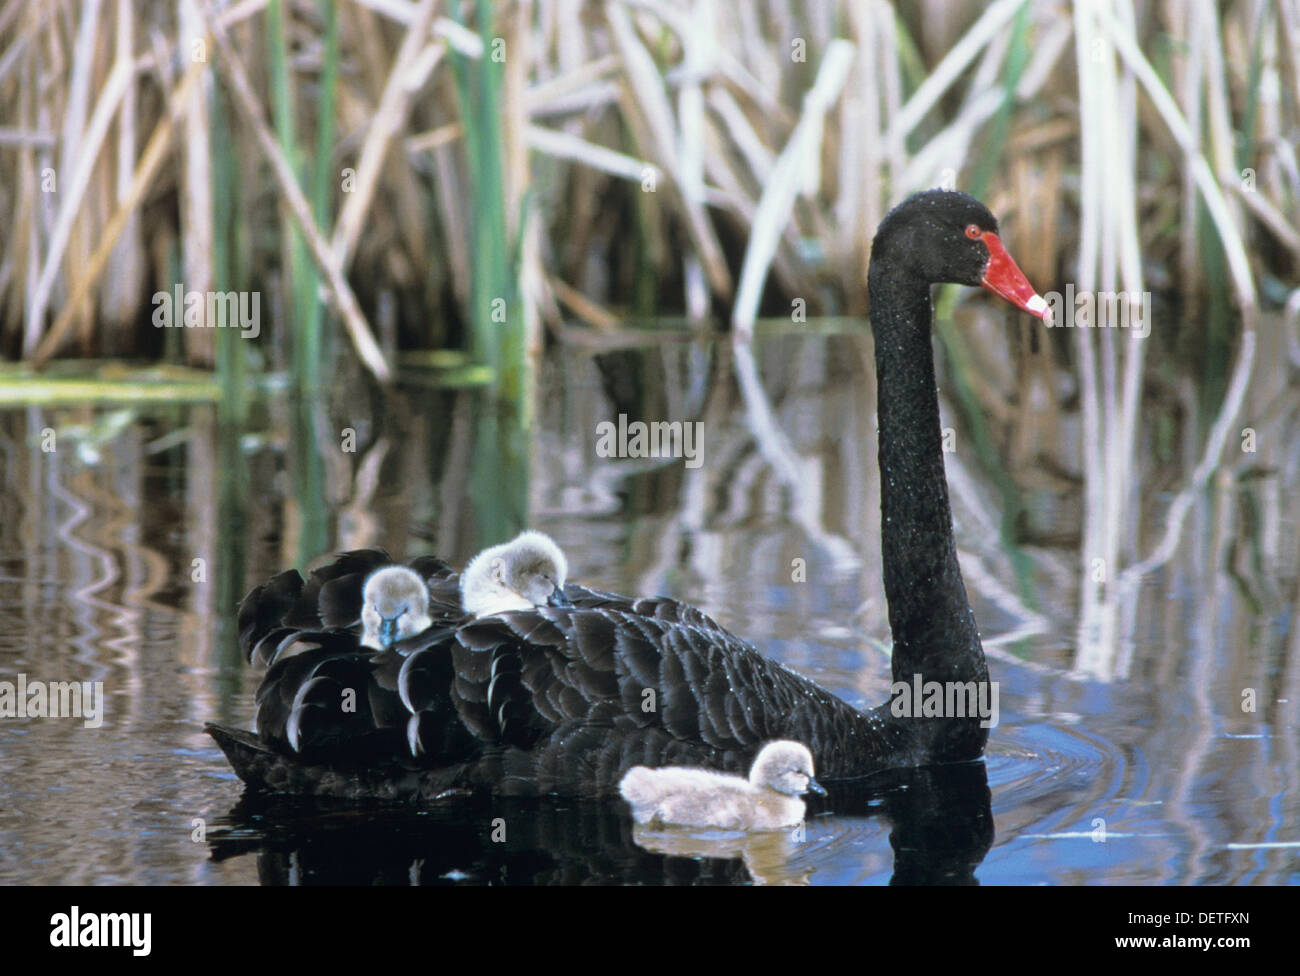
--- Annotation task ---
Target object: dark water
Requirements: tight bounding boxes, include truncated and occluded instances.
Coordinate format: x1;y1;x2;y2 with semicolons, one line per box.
1;324;1296;885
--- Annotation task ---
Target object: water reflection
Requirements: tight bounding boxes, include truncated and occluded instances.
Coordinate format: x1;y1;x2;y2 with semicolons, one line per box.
206;764;992;886
0;320;1297;884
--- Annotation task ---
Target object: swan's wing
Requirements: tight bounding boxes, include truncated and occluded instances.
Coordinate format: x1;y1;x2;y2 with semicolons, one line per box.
285;548;395;629
237;550;464;666
425;591;853;758
391;593;870;795
237;550;392;663
483;602;788;750
237;569;306;665
253;644;405;757
420;563;465;621
237;552;469;759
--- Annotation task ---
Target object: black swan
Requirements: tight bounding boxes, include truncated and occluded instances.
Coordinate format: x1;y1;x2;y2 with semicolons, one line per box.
206;189;1051;800
619;740;826;830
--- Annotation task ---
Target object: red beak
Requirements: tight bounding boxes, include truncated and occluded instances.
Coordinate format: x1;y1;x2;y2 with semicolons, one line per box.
980;232;1051;323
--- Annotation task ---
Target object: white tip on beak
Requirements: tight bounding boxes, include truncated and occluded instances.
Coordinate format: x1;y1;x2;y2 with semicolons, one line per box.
1026;293;1051;324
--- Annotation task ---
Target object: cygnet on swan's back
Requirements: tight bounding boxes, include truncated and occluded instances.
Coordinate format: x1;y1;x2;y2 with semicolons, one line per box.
360;566;434;650
459;530;571;617
618;740;826;830
397;531;571;759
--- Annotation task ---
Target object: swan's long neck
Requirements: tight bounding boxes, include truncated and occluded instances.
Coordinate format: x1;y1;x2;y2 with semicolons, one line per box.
867;265;986;688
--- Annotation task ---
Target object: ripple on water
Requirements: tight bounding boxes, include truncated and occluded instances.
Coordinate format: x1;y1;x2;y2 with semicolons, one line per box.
987;720;1121;807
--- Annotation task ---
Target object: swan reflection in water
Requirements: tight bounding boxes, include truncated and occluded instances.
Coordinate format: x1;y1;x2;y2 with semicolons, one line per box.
207;762;993;885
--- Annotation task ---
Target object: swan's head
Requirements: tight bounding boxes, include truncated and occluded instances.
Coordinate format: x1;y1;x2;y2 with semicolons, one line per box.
870;189;1050;323
461;530;570;618
360;566;434;650
749;741;827;798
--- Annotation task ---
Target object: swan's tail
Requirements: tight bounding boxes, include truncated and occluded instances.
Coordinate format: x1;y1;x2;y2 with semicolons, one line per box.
205;722;470;801
205;723;279;790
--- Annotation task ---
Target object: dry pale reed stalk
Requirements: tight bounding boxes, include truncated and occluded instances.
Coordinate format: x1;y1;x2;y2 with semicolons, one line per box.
732;40;854;341
331;0;441;271
32;57;206;368
180;0;215;366
605;1;731;297
26;58;133;357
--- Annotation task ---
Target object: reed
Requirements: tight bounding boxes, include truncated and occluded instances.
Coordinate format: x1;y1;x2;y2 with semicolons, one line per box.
2;0;1296;668
212;72;245;423
0;361;218;405
8;2;1286;350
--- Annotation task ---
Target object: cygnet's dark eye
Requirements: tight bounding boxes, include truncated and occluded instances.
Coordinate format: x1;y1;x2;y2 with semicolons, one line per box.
964;224;982;240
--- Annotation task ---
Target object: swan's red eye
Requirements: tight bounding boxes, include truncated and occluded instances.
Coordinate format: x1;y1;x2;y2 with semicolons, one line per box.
964;224;982;239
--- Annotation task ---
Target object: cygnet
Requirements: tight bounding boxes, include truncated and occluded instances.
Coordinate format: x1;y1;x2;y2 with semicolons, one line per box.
360;566;434;650
618;740;826;830
460;530;571;617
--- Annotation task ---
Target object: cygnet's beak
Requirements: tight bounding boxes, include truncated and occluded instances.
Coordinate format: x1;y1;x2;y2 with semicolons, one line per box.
806;777;828;796
547;585;573;608
378;614;402;649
